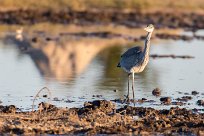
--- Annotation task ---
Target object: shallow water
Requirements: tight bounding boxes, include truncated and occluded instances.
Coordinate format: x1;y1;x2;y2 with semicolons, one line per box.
0;30;204;111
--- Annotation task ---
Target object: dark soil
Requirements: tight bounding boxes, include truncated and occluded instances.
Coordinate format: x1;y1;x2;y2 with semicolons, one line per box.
0;100;204;135
0;9;204;30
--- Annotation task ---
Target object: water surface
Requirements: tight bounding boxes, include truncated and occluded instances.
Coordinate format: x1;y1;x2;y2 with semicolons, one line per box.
0;30;204;110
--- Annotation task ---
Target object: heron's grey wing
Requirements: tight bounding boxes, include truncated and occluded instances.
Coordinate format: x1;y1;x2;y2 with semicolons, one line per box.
119;46;143;71
121;46;143;58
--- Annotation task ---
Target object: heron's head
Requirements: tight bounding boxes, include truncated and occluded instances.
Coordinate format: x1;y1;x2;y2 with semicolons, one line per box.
144;24;154;33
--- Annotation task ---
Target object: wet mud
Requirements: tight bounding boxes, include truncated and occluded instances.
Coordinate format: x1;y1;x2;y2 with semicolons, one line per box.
0;9;204;30
1;100;204;135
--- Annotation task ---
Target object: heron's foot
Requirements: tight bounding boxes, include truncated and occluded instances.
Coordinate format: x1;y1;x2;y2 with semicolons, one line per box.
124;95;130;104
132;99;136;107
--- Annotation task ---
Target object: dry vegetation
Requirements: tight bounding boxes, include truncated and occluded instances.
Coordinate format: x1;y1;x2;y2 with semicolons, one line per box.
0;0;204;13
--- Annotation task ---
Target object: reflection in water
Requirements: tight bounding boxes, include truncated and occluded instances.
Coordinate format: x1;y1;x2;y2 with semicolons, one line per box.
36;41;106;81
3;35;160;95
15;27;24;41
4;36;112;82
3;35;160;92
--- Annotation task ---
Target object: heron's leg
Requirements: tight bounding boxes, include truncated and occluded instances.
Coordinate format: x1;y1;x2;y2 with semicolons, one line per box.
127;74;130;100
132;72;135;100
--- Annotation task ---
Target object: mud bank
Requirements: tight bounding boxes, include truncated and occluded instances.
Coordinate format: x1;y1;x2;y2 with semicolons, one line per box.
0;9;204;29
0;100;204;135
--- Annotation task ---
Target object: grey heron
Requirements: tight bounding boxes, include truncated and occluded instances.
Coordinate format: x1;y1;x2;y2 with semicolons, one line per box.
117;24;154;101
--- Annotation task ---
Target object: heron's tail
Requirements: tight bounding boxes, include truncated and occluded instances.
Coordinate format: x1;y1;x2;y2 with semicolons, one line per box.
117;63;121;67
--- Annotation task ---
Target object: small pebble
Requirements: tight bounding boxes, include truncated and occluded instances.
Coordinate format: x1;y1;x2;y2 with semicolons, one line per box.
65;99;74;103
160;97;171;104
192;108;199;112
92;95;102;98
46;37;52;41
152;88;161;96
176;96;192;102
191;91;199;95
113;89;118;92
43;95;48;98
53;97;60;101
177;91;182;94
171;101;184;106
197;100;204;106
142;98;147;101
31;37;38;43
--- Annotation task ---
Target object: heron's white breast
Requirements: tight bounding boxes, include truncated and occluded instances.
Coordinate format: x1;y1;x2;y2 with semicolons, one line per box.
131;56;149;73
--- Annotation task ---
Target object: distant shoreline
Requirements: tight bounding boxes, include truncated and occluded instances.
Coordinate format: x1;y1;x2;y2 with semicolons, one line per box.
0;9;204;30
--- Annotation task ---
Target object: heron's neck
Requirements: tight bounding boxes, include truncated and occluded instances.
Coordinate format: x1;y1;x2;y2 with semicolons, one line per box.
143;32;152;56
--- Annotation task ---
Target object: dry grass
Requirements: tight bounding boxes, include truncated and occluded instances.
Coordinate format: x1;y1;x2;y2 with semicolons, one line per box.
0;0;204;12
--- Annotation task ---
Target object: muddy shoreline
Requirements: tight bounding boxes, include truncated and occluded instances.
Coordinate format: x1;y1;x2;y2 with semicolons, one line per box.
0;100;204;135
0;9;204;30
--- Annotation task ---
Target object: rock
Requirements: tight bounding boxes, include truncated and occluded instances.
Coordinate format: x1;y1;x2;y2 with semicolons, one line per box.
142;98;147;101
171;101;185;106
198;131;204;136
192;108;199;112
0;105;16;113
152;88;161;96
113;89;118;92
45;37;52;41
160;97;171;104
79;100;115;115
43;94;47;98
197;100;204;106
191;91;199;95
31;37;38;43
84;101;92;107
92;95;102;98
65;99;74;103
53;97;60;101
176;96;192;102
38;102;56;110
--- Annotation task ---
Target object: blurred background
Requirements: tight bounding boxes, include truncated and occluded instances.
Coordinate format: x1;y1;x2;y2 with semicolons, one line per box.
0;0;204;110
